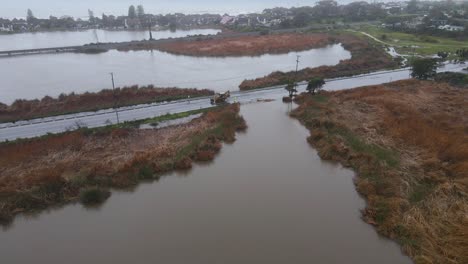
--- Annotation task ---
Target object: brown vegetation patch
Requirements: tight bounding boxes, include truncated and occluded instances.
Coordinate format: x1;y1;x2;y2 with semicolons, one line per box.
240;33;399;90
119;33;332;57
0;104;246;224
291;80;468;264
0;85;213;123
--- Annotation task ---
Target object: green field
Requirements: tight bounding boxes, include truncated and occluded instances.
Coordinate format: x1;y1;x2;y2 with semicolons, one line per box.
358;25;468;56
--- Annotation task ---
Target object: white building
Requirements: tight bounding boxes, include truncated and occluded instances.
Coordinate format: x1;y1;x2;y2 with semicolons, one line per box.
0;24;13;32
438;25;465;31
220;15;235;25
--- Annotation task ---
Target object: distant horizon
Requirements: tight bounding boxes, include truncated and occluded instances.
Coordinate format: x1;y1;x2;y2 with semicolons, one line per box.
2;0;402;19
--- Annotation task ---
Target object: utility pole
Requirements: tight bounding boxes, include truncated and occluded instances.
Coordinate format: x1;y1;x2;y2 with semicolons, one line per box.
295;55;301;81
110;72;120;124
294;55;301;96
148;17;153;40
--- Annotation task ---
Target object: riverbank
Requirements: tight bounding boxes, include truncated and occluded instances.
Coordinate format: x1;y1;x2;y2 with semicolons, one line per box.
0;104;246;225
127;33;333;57
0;86;213;123
239;33;399;90
291;79;468;264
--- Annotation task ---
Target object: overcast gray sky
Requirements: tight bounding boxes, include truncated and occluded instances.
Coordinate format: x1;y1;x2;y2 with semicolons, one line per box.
2;0;361;19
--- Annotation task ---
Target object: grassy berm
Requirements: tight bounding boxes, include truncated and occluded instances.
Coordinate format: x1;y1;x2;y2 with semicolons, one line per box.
291;80;467;264
0;104;246;225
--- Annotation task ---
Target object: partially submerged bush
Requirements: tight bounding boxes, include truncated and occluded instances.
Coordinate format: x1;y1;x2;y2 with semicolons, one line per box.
194;150;216;162
138;165;154;180
79;187;111;205
174;157;193;170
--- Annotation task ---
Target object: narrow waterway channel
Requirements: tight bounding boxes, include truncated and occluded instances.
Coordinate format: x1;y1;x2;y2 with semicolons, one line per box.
0;100;412;264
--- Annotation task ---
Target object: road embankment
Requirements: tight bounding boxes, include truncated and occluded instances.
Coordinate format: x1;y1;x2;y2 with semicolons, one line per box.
291;79;468;264
0;104;247;225
0;86;213;123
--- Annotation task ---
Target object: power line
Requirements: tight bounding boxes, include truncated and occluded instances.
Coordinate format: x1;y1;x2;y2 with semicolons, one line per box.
295;55;301;82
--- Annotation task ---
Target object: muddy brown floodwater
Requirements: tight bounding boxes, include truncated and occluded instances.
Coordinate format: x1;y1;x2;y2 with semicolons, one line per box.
0;101;412;264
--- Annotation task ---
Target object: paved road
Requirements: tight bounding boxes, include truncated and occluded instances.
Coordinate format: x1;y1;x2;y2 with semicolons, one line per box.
0;63;465;142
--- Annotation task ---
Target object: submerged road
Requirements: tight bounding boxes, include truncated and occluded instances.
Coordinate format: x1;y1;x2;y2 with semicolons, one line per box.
0;63;465;142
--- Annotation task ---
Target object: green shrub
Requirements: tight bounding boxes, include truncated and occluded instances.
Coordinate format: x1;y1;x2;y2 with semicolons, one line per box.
375;200;390;225
79;187;110;205
409;182;434;204
138;166;154;180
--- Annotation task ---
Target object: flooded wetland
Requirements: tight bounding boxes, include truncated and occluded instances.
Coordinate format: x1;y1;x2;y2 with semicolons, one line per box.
0;101;411;263
0;42;349;104
1;1;468;263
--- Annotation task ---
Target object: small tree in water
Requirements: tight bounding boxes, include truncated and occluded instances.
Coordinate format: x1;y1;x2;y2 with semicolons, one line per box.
285;81;298;98
410;58;438;80
437;51;448;60
306;77;325;94
456;48;468;63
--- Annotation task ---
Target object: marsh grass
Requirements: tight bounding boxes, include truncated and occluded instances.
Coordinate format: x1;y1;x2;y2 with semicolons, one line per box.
332;126;399;168
291;81;468;264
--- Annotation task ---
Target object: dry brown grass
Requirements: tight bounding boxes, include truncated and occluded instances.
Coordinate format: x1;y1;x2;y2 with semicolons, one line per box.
119;33;332;57
292;80;468;264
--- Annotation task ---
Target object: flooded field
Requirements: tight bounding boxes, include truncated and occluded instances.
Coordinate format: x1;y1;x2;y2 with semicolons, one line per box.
0;101;412;264
0;44;350;104
0;29;221;51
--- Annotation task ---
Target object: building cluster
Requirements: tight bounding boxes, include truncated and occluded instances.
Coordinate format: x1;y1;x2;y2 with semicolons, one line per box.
381;1;467;32
1;1;467;34
0;13;224;33
383;14;465;32
0;18;27;32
